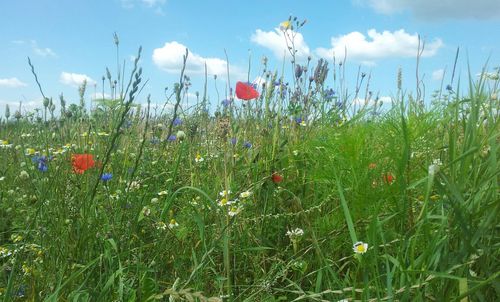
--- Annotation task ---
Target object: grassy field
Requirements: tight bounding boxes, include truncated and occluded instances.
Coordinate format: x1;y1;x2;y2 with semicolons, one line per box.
0;31;499;301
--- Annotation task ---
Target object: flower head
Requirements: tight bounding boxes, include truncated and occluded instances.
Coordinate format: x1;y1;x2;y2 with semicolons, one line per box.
71;154;95;174
101;173;113;182
195;153;204;163
272;172;283;183
353;241;368;254
235;81;259;100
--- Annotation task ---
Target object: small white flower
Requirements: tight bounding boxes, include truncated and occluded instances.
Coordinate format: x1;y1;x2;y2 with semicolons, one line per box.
353;241;368;254
228;205;243;217
286;228;304;239
19;170;29;180
168;219;179;229
239;190;252;198
195;153;204;163
219;190;231;197
150;197;159;204
158;190;169;196
0;176;5;181
292;150;299;156
428;164;439;176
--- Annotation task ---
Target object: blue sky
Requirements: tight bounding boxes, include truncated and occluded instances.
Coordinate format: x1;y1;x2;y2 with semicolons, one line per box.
1;0;499;115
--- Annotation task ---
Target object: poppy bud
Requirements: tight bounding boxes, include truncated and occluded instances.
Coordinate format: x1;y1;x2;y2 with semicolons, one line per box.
272;172;283;183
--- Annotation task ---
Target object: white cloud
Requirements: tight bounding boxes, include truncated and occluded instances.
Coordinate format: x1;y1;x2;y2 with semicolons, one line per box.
141;0;165;7
152;41;244;79
31;40;57;57
251;28;311;60
316;29;443;65
432;69;445;81
362;0;500;20
60;72;96;87
0;99;41;113
0;77;27;88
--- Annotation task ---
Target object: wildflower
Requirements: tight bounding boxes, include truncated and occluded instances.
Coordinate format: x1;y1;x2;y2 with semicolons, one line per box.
235;81;259;100
168;218;179;229
176;130;186;140
243;141;252;149
272;172;283;183
0;246;12;258
383;173;395;184
33;155;49;172
173;118;182;126
25;148;36;156
219;189;231;197
0;176;5;181
156;221;167;231
158;190;169;196
228;205;243;217
195;153;204;163
292;150;299;156
428;164;439;176
19;170;29;180
286;228;304;239
240;190;252;198
101;173;113;182
222;99;232;107
218;198;228;207
167;135;176;142
230;137;237;145
279;20;291;30
300;120;307;127
353;241;368;254
151;197;159;203
142;206;151;217
71;154;95;174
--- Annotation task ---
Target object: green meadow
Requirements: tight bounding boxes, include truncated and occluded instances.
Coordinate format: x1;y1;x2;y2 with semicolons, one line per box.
1;24;499;301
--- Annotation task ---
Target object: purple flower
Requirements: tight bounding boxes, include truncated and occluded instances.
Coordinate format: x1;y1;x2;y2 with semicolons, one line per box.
222;99;232;107
325;88;335;99
101;173;113;182
243;141;252;149
230;137;237;145
167;135;176;142
33;155;49;172
294;117;303;124
173;118;182;126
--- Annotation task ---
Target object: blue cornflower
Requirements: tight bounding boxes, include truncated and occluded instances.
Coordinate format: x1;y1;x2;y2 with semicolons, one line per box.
325;88;335;99
446;84;453;92
230;137;237;145
294;117;303;124
222;99;232;107
173;118;182;126
33;155;49;172
167;135;176;142
243;141;252;149
101;173;113;182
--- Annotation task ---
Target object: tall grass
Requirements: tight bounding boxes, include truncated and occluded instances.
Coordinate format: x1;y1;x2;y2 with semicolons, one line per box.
0;21;499;301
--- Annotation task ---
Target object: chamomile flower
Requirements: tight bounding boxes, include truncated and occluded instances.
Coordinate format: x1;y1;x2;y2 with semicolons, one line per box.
195;153;204;163
239;190;252;198
353;241;368;254
168;219;179;229
228;205;243;217
158;190;169;196
286;228;304;239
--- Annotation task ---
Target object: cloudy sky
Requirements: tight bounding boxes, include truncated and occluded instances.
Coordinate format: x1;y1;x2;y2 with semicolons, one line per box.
1;0;499;114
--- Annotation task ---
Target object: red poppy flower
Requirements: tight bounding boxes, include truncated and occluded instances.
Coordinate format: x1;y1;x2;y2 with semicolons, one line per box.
272;172;283;183
235;81;259;100
383;173;395;184
72;154;95;174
